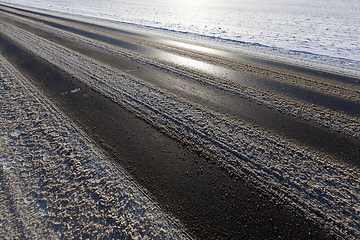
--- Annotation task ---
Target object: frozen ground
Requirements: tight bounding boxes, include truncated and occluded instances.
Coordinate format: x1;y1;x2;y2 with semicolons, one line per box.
1;17;359;238
1;2;360;239
1;0;360;77
0;55;191;239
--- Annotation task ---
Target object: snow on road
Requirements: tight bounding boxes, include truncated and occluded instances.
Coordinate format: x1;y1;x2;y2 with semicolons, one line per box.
0;54;191;239
0;18;359;238
2;16;359;142
2;0;360;78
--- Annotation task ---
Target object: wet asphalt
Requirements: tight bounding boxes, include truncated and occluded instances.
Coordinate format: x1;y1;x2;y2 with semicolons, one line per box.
0;4;354;239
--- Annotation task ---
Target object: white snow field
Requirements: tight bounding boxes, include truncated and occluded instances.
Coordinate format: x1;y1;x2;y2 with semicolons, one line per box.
0;17;359;239
1;0;360;77
0;54;192;239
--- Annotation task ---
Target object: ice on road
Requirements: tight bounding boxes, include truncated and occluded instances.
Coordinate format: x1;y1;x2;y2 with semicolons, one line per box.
0;55;191;239
1;3;360;239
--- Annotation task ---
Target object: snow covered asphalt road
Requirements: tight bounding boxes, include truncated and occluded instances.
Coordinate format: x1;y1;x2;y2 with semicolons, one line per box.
1;3;360;239
0;54;191;239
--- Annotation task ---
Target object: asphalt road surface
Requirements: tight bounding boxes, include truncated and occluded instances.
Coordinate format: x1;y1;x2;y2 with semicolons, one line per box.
1;3;359;239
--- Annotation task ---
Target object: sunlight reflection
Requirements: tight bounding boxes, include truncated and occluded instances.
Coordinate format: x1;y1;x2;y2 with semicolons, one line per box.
155;51;252;86
157;51;215;73
161;40;222;56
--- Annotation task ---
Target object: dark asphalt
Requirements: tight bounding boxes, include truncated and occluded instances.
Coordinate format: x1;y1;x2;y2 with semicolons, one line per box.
0;22;335;240
1;8;360;168
2;4;359;239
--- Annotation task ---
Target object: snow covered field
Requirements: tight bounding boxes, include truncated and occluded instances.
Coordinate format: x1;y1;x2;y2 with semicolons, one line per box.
1;0;360;77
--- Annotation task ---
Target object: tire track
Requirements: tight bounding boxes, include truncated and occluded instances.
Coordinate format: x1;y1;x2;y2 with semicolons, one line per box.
0;18;359;239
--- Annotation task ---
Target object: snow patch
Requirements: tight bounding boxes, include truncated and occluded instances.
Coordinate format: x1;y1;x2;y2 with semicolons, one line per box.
0;54;192;239
9;126;25;138
70;88;80;93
